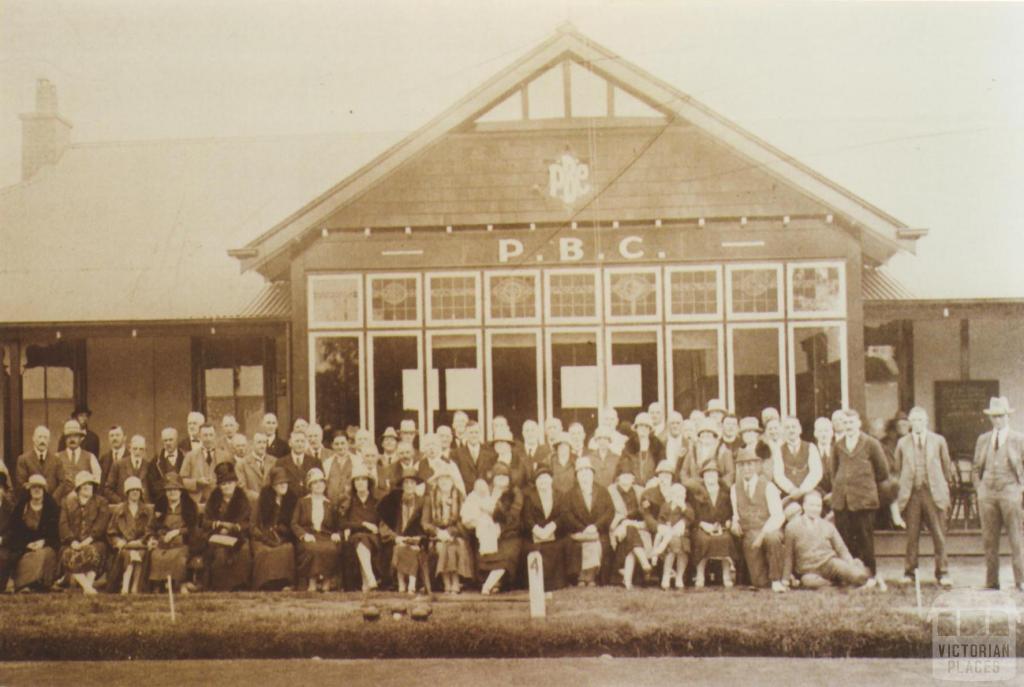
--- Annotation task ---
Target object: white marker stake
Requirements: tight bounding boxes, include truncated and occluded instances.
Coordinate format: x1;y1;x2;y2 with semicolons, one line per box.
527;551;546;619
914;571;922;617
168;575;177;623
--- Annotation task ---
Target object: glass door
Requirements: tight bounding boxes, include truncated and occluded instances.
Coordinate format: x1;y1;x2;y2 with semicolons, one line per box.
485;329;543;440
368;332;424;438
427;331;483;433
605;327;663;425
546;328;603;434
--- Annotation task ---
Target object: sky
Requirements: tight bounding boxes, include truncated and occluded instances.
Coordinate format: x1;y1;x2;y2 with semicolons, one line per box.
2;0;1023;298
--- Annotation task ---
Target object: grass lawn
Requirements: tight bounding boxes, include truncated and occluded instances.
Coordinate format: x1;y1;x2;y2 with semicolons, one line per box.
3;582;1008;661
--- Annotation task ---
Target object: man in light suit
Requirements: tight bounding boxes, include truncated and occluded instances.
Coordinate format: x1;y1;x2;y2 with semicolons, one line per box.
973;396;1024;591
894;406;953;588
236;432;275;502
180;423;219;506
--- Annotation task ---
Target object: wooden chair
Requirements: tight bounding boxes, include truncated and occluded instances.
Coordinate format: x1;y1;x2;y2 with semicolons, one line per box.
948;458;978;529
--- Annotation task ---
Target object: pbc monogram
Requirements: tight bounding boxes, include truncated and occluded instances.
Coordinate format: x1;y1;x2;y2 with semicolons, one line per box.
547;150;591;206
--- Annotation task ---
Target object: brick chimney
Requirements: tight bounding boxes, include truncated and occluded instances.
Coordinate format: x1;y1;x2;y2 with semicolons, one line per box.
19;78;73;181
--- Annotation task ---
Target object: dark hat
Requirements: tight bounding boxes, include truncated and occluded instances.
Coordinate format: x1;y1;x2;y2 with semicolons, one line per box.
72;405;92;416
754;440;774;461
698;462;720;477
735;447;760;465
617;463;635;477
491;462;512;478
400;465;422;484
162;472;185;491
533;465;553;482
269;466;290;486
215;461;238;485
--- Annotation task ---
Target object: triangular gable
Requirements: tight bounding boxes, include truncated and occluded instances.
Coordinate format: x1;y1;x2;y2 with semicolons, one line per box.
231;24;923;276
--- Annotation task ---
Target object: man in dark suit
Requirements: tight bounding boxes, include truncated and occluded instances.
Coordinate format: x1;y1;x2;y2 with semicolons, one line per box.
99;425;128;489
15;425;61;498
973;396;1024;591
262;412;289;459
453;421;495;490
57;405;101;456
105;434;151;504
178;411;205;455
520;419;551;479
146;427;187;499
830;408;892;590
279;429;321;497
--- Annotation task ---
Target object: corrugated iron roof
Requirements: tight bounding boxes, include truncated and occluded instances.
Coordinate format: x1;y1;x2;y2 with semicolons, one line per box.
863;266;915;301
238;281;290;319
0;131;402;324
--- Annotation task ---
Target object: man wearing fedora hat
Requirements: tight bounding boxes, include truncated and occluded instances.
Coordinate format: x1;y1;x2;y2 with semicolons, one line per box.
57;406;100;457
54;419;102;503
973;396;1024;590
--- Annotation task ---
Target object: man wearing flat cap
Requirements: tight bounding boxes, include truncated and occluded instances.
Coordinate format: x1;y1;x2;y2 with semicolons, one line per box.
973;396;1024;590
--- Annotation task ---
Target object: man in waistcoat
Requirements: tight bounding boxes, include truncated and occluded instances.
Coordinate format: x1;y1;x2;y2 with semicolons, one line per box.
973;396;1024;591
773;417;823;504
895;406;953;588
730;451;786;592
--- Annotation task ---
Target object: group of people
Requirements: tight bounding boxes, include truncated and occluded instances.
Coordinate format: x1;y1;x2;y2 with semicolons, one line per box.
1;394;1021;596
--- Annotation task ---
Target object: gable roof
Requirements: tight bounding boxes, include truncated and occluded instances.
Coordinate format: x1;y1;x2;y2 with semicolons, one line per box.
232;24;924;276
0;131;401;325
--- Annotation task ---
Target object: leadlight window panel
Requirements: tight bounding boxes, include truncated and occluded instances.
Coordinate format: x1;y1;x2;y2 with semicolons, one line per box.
670;269;718;316
729;267;781;315
429;275;478;322
608;271;658;318
548;272;598;319
790;264;845;316
489;274;537;320
370;276;420;323
310;275;362;326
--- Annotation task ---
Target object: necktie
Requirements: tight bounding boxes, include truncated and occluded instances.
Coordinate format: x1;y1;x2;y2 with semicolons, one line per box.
38;452;45;465
205;449;213;466
995;433;1001;452
916;435;923;452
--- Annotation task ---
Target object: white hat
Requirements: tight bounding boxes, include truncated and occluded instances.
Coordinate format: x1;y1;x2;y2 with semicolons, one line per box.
305;467;326;486
632;412;654;429
593;426;614;441
26;473;48;489
983;396;1014;416
63;419;86;437
493;427;515;444
74;470;99;490
123;476;144;494
399;419;417;433
575;456;594;474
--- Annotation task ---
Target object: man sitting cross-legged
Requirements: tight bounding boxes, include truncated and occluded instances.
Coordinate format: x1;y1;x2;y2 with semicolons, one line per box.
782;490;870;589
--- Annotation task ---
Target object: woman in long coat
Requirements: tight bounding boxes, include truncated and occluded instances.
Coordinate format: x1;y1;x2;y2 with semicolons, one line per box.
59;471;110;595
9;474;60;592
421;462;472;594
522;466;568;591
561;457;614;586
106;476;154;594
339;466;382;591
548;432;577;497
291;468;342;592
608;466;655;589
252;466;298;591
201;462;252;591
690;464;738;587
378;465;427;594
618;413;666;489
476;462;523;595
148;472;199;592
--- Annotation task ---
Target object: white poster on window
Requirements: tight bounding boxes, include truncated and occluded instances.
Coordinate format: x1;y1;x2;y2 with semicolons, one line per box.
403;369;438;411
560;365;599;408
608;364;643;408
445;368;482;410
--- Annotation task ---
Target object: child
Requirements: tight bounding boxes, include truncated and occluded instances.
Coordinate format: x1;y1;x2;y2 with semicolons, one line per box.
460;479;499;556
652;483;692;590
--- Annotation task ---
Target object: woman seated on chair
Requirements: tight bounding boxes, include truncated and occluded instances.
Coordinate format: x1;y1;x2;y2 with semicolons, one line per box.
107;476;154;594
9;474;60;592
608;466;655;589
422;463;473;594
200;462;252;592
378;466;427;595
291;467;342;592
252;466;298;591
340;466;382;592
475;463;523;595
58;471;110;595
522;465;568;591
690;464;738;587
148;472;199;593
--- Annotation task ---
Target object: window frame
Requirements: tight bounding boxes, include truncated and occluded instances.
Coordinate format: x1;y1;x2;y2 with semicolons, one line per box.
665;324;726;418
603;325;664;413
366;330;425;439
307;273;364;330
544;326;605;418
664;265;724;322
425;271;482;327
787;320;849;417
602;266;663;323
724;262;784;321
484;328;545;441
786;260;847;319
426;328;484;434
367;272;423;328
726;322;788;416
307;331;367;431
543;267;602;325
484;268;543;326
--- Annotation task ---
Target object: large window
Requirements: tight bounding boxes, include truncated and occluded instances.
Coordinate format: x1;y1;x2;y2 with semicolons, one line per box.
368;332;423;437
726;264;783;319
788;262;846;318
21;340;82;444
605;327;662;422
427;331;483;432
789;323;848;431
199;337;269;439
666;266;722;321
546;328;602;433
486;330;543;439
728;325;785;418
545;269;600;323
486;270;541;324
604;268;661;322
668;327;724;418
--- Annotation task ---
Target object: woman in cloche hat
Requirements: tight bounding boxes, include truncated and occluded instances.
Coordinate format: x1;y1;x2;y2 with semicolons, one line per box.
148;472;199;593
58;470;109;595
292;467;342;592
251;466;298;591
201;461;252;592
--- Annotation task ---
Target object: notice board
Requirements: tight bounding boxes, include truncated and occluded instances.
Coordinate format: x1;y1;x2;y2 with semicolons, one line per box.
934;380;999;459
